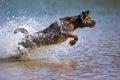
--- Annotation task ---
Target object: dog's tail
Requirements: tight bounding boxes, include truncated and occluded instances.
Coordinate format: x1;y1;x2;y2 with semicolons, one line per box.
14;28;29;36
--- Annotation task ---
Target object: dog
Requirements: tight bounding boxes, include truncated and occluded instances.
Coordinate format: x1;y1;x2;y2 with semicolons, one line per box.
14;10;96;58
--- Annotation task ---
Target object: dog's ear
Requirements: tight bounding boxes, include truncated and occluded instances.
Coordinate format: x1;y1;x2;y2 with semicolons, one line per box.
86;10;89;15
81;10;89;19
81;11;86;19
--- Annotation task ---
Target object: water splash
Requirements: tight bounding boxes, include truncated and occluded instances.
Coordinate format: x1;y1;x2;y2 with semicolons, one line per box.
0;16;71;59
0;17;39;58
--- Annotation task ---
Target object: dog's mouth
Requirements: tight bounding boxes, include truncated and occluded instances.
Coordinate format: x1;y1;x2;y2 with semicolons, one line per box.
89;20;96;28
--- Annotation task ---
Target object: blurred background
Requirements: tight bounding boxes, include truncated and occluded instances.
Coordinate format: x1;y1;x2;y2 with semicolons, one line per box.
0;0;120;80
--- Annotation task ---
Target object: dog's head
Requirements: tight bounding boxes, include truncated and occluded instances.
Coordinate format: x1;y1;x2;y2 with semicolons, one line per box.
78;10;96;28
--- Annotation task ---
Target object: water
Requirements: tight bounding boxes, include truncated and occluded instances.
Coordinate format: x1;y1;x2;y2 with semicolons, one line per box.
0;0;120;80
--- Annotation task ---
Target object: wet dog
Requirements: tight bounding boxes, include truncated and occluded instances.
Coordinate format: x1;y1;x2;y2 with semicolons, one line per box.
14;10;96;58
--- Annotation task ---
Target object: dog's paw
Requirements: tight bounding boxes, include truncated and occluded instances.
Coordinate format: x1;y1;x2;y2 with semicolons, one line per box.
69;40;76;46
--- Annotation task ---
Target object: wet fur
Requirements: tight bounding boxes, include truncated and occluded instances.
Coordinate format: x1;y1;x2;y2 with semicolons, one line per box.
14;10;96;58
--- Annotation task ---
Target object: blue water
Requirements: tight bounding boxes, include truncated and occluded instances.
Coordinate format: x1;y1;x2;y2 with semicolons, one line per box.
0;0;120;80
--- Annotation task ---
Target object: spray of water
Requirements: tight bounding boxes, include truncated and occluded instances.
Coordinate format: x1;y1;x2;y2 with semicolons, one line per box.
0;17;33;58
0;16;72;60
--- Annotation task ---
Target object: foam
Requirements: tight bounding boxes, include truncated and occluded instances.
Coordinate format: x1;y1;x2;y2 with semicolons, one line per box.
0;16;70;59
0;17;39;59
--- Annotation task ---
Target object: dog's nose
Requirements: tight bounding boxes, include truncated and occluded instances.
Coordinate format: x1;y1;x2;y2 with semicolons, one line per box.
93;20;96;23
92;20;96;25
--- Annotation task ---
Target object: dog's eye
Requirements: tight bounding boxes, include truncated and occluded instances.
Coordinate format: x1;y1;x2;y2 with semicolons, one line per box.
85;17;89;20
75;16;77;17
85;18;88;20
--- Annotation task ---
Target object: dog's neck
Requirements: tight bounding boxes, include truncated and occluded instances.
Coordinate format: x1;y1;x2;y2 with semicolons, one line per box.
57;19;75;32
57;17;82;31
57;19;66;28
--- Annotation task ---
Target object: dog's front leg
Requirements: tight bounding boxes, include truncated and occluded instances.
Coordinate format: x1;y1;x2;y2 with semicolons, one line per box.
62;31;78;46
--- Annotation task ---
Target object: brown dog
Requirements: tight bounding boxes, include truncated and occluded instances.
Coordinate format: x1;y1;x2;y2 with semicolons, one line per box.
14;10;96;58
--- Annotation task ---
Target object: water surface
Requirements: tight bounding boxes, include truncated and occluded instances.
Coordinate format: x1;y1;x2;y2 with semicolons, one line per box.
0;0;120;80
